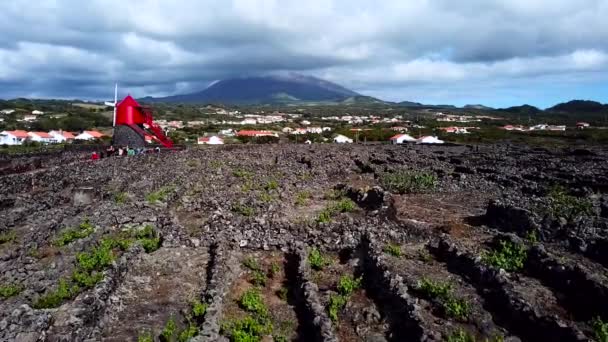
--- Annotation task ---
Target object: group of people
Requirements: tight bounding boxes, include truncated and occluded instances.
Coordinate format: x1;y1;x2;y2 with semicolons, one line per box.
91;145;161;160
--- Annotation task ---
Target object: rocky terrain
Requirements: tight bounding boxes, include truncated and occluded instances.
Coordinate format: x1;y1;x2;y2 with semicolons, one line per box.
1;143;608;342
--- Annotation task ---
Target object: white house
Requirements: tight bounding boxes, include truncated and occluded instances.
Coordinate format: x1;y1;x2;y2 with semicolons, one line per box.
282;127;294;133
0;130;29;145
417;136;444;144
27;132;55;144
333;134;353;143
20;115;38;122
301;120;311;126
0;109;15;115
75;130;105;141
219;129;235;136
32;110;44;115
198;136;224;145
49;130;76;143
389;134;416;144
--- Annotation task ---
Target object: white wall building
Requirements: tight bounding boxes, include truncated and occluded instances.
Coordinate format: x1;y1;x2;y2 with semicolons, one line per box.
198;136;224;145
390;134;416;144
27;132;55;143
333;134;353;143
0;130;29;145
417;136;444;144
49;130;75;143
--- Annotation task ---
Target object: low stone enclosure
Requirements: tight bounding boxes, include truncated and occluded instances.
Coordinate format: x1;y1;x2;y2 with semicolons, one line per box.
1;143;608;341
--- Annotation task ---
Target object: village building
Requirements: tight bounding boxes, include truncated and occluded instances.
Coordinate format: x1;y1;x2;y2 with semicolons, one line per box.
417;136;444;144
333;134;353;143
0;130;29;145
49;130;76;143
198;136;224;145
389;134;417;144
27;132;55;144
74;130;105;141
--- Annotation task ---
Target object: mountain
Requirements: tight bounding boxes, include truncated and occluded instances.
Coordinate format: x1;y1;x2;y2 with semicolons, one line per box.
464;104;494;110
548;100;607;113
498;104;542;115
397;101;424;107
142;74;362;105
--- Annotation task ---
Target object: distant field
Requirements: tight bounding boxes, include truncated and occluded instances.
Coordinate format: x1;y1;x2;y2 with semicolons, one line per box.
72;103;108;110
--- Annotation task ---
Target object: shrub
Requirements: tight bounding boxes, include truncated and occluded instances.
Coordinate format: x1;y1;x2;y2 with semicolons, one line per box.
418;278;452;299
240;289;268;317
192;300;208;319
546;186;593;220
384;243;402;257
0;283;23;299
76;245;114;272
33;278;80;309
328;293;347;322
251;270;267;287
178;324;199;342
316;209;333;223
259;192;274;203
337;275;362;296
418;278;470;320
308;248;330;271
333;198;356;213
380;170;437;194
0;230;17;245
483;240;528;272
222;315;272;342
54;219;95;246
592;317;608;342
443;296;471;320
243;257;261;271
71;269;104;288
161;316;177;341
137;331;153;342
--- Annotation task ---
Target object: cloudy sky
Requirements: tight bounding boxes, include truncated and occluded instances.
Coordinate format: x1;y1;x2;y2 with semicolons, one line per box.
1;0;607;108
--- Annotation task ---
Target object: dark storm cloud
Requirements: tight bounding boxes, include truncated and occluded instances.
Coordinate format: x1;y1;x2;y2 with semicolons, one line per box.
0;0;607;105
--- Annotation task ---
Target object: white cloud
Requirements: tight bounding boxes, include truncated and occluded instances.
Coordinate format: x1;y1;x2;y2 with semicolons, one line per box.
0;0;606;105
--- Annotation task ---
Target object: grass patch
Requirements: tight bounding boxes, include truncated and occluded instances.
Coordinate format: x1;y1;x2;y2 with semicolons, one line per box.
295;191;312;206
309;248;331;271
264;179;279;191
384;243;402;257
259;192;274;203
380;170;437;194
33;278;80;309
446;329;476;342
277;287;288;301
0;283;23;299
137;331;153;342
54;218;95;246
269;262;280;278
251;270;267;287
192;300;208;319
316;198;357;223
482;239;528;272
0;230;16;245
243;257;261;271
113;192;128;204
222;315;273;342
145;186;175;203
232;203;255;217
418;278;470;320
233;168;253;179
546;185;594;220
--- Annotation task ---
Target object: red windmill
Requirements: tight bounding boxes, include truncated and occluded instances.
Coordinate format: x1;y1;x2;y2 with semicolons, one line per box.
112;94;173;148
